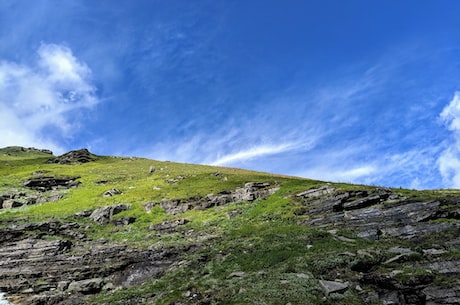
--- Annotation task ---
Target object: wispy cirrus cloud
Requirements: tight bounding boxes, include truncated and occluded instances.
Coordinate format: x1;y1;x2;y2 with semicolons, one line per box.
0;43;99;153
211;142;306;166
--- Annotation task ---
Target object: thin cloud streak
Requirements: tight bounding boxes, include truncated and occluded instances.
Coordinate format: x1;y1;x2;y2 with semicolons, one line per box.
211;142;303;166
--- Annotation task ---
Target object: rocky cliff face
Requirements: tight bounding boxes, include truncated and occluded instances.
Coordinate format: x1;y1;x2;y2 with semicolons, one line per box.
295;186;460;305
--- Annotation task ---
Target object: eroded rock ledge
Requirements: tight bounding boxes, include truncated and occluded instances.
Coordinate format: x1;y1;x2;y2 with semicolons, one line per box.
145;182;279;214
295;185;460;305
0;220;189;305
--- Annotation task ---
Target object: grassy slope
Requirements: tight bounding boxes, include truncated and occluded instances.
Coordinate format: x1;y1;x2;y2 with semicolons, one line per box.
0;148;456;304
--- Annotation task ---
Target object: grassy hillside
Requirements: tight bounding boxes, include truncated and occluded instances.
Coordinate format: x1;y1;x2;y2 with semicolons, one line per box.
0;147;458;305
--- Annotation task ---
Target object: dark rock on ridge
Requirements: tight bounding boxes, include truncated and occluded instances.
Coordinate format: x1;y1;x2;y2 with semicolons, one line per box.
47;148;96;164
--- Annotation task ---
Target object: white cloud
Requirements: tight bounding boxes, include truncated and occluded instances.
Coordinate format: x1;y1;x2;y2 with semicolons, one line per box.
301;165;377;184
438;92;460;188
211;143;301;166
0;43;98;153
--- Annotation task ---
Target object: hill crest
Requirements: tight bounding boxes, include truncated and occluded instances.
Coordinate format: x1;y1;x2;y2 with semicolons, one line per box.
0;147;459;305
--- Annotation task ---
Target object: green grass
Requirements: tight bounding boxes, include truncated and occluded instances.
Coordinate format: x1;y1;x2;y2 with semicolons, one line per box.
1;148;459;305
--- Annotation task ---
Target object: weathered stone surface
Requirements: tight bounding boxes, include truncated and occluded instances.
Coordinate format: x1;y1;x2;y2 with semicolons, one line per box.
68;278;103;294
0;189;67;210
146;182;279;214
296;185;335;198
47;148;96;164
342;195;381;211
319;280;349;296
149;218;189;233
423;286;460;305
102;188;123;197
90;204;131;224
111;217;136;226
0;220;186;305
1;200;23;209
23;176;81;191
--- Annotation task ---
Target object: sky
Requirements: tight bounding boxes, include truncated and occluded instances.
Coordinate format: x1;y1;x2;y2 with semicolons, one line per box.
1;1;460;189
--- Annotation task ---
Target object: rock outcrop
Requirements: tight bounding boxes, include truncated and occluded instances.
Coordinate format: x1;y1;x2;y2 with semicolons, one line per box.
23;176;81;191
47;149;96;164
89;204;131;224
296;185;460;305
145;182;279;214
0;220;187;305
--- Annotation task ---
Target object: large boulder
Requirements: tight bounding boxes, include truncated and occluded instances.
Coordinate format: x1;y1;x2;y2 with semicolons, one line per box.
90;204;131;224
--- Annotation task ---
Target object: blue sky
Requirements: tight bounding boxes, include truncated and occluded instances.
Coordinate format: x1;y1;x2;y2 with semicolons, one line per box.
2;1;460;189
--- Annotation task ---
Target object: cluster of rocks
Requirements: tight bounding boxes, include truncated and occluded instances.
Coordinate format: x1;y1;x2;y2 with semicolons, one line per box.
0;188;66;210
145;182;279;214
295;185;460;305
297;186;460;240
75;203;133;225
0;220;185;305
23;176;81;192
149;218;189;233
46;149;96;164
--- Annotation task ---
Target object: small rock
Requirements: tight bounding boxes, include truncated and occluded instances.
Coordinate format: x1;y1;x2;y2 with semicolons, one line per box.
102;188;123;197
387;247;415;254
335;236;356;243
422;248;447;256
111;217;136;226
94;180;108;184
149;218;189;232
102;282;115;291
296;273;310;279
74;210;94;218
383;254;411;265
2;200;23;209
228;271;246;278
68;278;103;294
57;281;69;291
319;280;349;296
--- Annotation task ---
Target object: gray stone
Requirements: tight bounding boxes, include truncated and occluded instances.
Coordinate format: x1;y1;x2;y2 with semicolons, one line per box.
90;204;131;224
147;182;279;214
1;200;23;209
319;280;349;296
296;185;335;198
68;278;103;294
423;286;460;305
422;248;447;256
343;195;381;210
149;218;189;233
228;271;246;278
102;188;123;197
